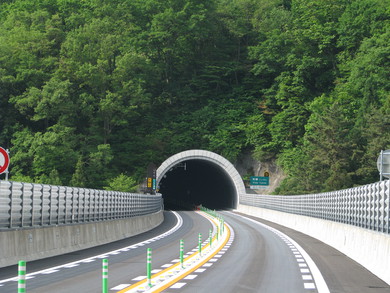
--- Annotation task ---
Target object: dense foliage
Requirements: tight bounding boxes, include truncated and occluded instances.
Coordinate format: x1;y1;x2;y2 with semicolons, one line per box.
0;0;389;193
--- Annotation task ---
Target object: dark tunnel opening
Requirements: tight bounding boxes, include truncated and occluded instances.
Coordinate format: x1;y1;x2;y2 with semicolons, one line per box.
158;159;237;211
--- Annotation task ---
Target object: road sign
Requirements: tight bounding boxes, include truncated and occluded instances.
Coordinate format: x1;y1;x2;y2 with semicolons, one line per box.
377;150;390;180
0;147;10;174
146;163;157;193
250;176;269;186
250;185;268;189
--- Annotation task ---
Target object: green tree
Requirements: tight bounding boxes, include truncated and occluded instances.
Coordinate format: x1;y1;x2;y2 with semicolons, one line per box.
70;157;88;187
104;173;139;192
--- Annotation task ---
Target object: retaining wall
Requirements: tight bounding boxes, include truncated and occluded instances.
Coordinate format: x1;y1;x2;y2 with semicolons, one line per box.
237;204;390;286
0;210;163;268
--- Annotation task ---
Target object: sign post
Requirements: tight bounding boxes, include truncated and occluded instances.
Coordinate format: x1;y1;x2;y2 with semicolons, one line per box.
0;147;10;180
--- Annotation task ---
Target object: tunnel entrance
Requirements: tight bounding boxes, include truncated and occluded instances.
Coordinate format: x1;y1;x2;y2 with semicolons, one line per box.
158;159;236;210
156;150;245;210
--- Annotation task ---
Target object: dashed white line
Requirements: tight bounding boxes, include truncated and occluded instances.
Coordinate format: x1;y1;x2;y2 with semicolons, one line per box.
170;282;186;289
132;276;146;281
304;283;316;289
111;284;131;290
302;275;313;280
184;275;197;280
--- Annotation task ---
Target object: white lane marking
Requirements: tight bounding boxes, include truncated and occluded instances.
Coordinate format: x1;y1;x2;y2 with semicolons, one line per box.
63;264;79;268
111;284;131;290
0;211;183;285
231;212;330;293
194;268;206;273
41;270;59;274
304;283;316;289
151;269;162;273
302;275;313;280
184;275;197;280
170;282;186;289
81;259;95;263
132;276;146;281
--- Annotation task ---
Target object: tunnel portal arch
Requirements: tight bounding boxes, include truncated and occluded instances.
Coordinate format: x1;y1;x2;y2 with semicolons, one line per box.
156;150;245;209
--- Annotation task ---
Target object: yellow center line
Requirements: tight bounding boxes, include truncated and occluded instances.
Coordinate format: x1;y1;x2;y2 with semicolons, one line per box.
116;212;230;293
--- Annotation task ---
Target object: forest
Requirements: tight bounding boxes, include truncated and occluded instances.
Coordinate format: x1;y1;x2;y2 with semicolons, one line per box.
0;0;389;194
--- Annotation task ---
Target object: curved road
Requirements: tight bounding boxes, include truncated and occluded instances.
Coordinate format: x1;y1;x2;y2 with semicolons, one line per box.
0;211;389;292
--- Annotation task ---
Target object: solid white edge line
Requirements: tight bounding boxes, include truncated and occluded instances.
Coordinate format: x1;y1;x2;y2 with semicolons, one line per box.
229;212;330;293
0;211;183;285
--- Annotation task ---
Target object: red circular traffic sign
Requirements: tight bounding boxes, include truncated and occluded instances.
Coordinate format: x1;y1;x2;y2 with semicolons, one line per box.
0;147;10;174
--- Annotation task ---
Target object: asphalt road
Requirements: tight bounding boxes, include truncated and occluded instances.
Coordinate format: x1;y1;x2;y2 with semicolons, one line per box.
0;210;389;293
232;212;390;293
0;211;211;293
170;211;322;293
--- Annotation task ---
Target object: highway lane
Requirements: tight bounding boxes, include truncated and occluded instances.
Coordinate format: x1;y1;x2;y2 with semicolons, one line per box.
166;211;389;293
236;212;390;293
0;211;212;293
2;210;389;293
169;211;324;293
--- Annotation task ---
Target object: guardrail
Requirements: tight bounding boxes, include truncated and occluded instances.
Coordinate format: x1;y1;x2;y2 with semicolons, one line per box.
240;180;390;234
0;180;163;229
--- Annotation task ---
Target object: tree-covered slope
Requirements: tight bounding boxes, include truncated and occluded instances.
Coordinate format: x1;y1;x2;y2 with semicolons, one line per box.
0;0;388;193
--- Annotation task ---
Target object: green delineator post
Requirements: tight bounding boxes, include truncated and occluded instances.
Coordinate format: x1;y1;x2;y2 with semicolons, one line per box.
102;259;108;293
147;248;152;287
198;233;202;256
209;229;212;248
18;260;26;293
180;239;184;269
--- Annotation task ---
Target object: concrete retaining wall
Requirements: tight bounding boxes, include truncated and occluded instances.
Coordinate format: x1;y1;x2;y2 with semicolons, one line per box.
237;204;390;286
0;211;163;268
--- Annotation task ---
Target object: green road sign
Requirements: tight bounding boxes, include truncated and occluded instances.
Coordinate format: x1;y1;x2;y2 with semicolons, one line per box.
250;176;269;186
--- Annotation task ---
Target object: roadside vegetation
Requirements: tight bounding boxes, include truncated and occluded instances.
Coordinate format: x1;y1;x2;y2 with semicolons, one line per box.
0;0;388;193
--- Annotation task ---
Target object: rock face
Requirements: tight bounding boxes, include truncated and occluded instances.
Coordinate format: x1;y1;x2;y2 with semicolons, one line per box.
234;152;286;195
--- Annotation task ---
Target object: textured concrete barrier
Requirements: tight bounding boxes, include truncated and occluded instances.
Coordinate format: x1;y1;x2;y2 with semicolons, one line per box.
0;211;163;268
237;204;390;286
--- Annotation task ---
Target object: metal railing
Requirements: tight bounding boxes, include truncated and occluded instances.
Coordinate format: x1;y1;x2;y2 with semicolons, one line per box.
240;180;390;234
0;180;163;229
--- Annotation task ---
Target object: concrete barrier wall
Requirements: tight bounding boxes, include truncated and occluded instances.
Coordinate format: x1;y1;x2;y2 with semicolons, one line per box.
237;204;390;286
0;210;163;268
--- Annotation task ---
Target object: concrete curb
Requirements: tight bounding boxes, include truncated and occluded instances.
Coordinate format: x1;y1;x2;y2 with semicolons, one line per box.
237;204;390;286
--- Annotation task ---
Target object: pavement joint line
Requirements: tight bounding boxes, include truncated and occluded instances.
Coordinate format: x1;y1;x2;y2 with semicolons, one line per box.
116;211;233;293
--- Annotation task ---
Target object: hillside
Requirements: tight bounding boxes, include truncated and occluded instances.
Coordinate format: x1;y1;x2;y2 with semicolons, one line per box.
0;0;389;193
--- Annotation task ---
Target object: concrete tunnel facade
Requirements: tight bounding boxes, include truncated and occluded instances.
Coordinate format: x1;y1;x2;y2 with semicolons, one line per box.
156;150;246;210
